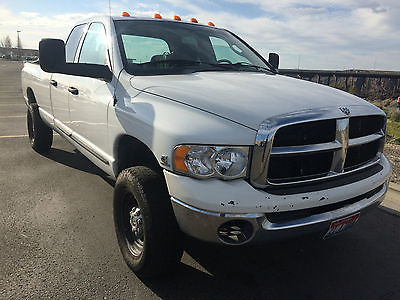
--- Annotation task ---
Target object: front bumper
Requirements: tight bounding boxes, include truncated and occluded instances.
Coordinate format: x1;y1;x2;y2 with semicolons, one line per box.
171;183;386;244
165;154;391;245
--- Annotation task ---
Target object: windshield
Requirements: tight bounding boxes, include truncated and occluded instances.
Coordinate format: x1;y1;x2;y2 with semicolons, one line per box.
114;20;273;76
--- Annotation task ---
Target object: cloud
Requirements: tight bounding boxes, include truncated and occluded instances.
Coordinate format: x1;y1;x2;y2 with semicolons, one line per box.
210;0;400;69
0;0;399;70
20;12;40;18
0;5;101;48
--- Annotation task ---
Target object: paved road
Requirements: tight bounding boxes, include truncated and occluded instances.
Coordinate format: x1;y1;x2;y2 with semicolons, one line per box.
1;61;399;299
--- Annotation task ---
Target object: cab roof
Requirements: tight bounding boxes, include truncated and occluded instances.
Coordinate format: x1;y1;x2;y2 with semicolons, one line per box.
79;15;220;30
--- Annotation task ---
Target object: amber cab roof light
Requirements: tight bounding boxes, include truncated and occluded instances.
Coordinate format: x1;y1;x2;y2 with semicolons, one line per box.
154;13;162;19
207;21;215;26
189;18;198;23
121;12;130;17
173;15;182;21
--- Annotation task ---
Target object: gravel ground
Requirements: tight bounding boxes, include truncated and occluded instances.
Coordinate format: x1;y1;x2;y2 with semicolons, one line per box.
384;143;400;183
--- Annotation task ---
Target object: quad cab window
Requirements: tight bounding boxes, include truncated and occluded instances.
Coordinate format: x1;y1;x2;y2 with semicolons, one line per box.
79;23;109;66
65;24;85;63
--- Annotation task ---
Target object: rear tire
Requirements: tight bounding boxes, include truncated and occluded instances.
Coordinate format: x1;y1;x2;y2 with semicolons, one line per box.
26;103;53;154
114;166;183;278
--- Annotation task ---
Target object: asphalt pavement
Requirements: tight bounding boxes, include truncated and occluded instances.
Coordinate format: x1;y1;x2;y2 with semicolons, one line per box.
1;60;399;299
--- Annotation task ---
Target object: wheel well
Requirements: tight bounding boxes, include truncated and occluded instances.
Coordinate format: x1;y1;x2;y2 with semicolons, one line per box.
116;135;162;175
27;88;37;104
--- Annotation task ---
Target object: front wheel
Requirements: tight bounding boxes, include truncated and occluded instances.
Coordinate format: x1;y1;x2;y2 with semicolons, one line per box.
113;166;183;278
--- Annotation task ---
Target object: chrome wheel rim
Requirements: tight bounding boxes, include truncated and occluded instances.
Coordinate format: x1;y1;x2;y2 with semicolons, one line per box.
123;198;144;257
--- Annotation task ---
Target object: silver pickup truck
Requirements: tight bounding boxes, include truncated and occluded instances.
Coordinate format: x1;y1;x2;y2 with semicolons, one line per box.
21;14;391;278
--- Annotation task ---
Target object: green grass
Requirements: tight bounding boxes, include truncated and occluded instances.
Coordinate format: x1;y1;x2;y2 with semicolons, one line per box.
386;119;400;144
367;99;400;144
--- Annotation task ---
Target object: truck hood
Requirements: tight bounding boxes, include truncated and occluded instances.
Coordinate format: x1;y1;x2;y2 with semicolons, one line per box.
130;72;375;130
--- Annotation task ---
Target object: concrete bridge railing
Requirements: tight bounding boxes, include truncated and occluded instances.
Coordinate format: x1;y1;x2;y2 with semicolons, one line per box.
279;69;400;100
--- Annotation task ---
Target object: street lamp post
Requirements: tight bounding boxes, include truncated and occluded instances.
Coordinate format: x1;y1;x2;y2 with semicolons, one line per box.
16;30;21;60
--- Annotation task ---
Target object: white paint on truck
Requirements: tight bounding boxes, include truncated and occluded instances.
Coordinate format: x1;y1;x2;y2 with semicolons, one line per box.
21;15;391;248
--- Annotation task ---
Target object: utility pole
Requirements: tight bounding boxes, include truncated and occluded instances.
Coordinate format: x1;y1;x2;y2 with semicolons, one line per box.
16;30;21;60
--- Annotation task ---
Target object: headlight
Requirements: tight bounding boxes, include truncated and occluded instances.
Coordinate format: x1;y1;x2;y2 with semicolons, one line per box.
173;145;250;179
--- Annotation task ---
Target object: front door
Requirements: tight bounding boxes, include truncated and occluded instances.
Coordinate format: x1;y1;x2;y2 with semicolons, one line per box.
68;22;114;154
51;23;87;135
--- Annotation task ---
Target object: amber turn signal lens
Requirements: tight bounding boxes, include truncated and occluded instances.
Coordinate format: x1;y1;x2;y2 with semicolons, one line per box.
121;12;130;17
190;18;198;23
173;15;181;21
174;146;190;172
154;13;162;19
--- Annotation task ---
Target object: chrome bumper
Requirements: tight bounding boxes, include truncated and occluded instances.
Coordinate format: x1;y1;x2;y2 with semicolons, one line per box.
171;183;388;245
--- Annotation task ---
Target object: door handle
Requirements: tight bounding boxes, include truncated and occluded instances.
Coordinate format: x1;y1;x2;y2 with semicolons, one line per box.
50;80;57;87
68;87;79;95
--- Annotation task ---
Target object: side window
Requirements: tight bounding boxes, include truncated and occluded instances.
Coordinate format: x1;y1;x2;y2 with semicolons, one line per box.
65;24;85;63
209;36;250;64
78;23;108;65
121;35;170;64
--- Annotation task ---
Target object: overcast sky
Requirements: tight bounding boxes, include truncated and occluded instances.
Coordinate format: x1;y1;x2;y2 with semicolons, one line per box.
0;0;399;70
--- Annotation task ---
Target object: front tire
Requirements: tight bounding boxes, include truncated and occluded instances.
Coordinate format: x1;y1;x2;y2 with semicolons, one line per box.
113;166;183;278
27;103;53;154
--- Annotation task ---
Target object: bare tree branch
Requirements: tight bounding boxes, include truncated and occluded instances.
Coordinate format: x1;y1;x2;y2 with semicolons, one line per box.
0;36;13;48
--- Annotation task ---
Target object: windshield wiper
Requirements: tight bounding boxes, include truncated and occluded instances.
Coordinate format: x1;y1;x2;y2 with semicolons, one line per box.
146;59;226;69
138;59;272;74
225;62;272;73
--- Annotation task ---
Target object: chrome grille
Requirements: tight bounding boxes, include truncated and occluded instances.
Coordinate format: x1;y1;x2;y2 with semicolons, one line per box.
250;106;386;188
344;139;381;171
268;151;333;183
272;119;336;147
349;116;385;138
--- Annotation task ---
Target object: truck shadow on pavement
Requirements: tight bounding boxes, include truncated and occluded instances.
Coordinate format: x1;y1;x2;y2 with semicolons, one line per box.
40;143;400;299
142;209;400;300
44;147;115;187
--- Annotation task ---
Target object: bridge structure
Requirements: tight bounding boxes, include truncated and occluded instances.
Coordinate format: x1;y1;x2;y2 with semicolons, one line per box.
279;69;400;100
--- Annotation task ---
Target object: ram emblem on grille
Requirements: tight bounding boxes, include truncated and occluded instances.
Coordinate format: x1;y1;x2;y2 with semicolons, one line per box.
339;106;351;115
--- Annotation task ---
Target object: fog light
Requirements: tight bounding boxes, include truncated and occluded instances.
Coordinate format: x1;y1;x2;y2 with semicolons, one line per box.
217;220;253;245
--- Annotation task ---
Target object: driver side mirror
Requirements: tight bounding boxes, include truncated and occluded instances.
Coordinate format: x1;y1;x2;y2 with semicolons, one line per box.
268;53;279;70
39;39;66;73
39;38;112;82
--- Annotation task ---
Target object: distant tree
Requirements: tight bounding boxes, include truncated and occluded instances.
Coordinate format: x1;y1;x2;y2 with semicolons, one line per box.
0;36;12;48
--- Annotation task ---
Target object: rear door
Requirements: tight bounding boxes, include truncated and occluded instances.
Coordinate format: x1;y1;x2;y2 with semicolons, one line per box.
67;22;114;154
51;23;86;134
